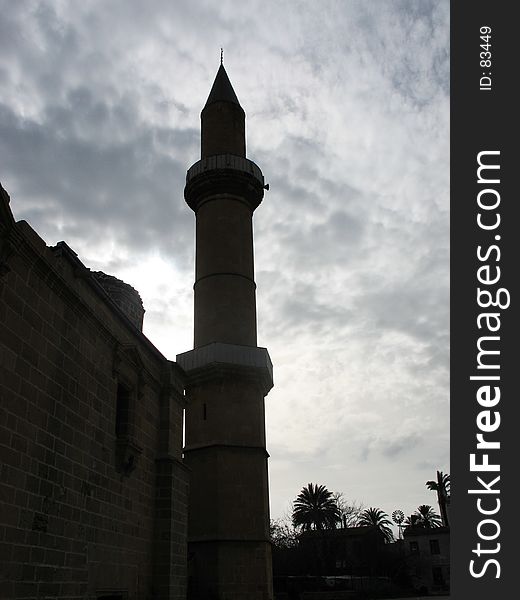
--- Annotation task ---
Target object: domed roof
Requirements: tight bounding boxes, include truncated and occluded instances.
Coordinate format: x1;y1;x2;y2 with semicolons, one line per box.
92;271;145;331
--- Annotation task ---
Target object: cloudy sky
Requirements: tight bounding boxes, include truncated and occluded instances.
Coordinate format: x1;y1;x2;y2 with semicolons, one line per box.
1;0;449;529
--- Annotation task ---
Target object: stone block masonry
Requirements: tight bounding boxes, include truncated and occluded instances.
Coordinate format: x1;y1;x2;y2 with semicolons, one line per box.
181;63;273;600
0;184;188;600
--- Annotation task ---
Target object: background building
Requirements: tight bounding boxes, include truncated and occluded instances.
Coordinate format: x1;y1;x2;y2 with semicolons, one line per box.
403;526;450;594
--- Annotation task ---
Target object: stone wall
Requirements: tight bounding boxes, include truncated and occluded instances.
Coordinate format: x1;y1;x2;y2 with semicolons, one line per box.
0;189;188;600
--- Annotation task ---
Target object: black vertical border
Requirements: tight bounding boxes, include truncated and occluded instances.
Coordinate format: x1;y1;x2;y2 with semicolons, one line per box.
451;2;517;598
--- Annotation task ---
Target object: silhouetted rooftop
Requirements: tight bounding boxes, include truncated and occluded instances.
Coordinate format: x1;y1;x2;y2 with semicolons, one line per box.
204;64;241;108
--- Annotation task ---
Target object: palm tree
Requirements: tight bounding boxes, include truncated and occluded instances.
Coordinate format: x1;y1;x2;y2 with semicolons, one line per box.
403;514;422;530
426;471;450;527
292;483;341;531
415;504;442;528
357;507;394;543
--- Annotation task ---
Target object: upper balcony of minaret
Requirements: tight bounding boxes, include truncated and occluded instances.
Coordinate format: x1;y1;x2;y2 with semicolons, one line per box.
185;63;266;213
184;153;265;213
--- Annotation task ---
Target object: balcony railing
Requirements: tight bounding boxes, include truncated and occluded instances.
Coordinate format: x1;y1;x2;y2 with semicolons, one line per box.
186;154;264;186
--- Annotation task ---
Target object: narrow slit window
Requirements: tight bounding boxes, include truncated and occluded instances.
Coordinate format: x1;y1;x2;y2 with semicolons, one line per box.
116;383;131;437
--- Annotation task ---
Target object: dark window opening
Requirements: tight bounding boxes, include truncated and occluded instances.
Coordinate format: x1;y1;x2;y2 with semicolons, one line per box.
432;566;444;585
410;541;419;554
203;403;207;420
430;539;440;555
116;383;131;437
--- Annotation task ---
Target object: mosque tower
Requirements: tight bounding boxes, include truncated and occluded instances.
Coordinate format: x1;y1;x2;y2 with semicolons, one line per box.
177;61;274;599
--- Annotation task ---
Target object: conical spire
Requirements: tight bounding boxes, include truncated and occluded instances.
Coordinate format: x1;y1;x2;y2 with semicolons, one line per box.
201;62;246;158
204;64;241;108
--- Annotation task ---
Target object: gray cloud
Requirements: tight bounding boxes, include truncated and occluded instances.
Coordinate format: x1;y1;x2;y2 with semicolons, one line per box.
0;97;196;265
1;0;449;520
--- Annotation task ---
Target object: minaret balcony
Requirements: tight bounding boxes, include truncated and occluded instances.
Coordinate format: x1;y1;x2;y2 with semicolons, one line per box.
187;153;264;184
184;154;265;212
176;342;273;395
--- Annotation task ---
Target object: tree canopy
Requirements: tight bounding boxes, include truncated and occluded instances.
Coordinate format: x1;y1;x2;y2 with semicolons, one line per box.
357;507;394;543
292;483;341;531
426;471;450;527
404;504;442;530
270;518;299;549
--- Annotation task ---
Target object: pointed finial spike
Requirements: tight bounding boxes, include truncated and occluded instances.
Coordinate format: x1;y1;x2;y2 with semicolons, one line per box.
220;48;223;65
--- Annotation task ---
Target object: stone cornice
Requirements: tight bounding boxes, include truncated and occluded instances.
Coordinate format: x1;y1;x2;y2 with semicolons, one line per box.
177;342;273;395
183;443;269;458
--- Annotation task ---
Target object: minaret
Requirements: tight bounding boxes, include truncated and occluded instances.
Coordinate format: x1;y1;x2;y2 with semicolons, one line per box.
177;62;273;599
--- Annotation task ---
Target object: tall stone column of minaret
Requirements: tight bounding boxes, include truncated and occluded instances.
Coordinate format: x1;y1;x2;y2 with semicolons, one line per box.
177;63;274;599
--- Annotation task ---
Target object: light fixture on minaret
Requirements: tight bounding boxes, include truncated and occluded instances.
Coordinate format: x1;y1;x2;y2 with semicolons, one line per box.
177;59;274;599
